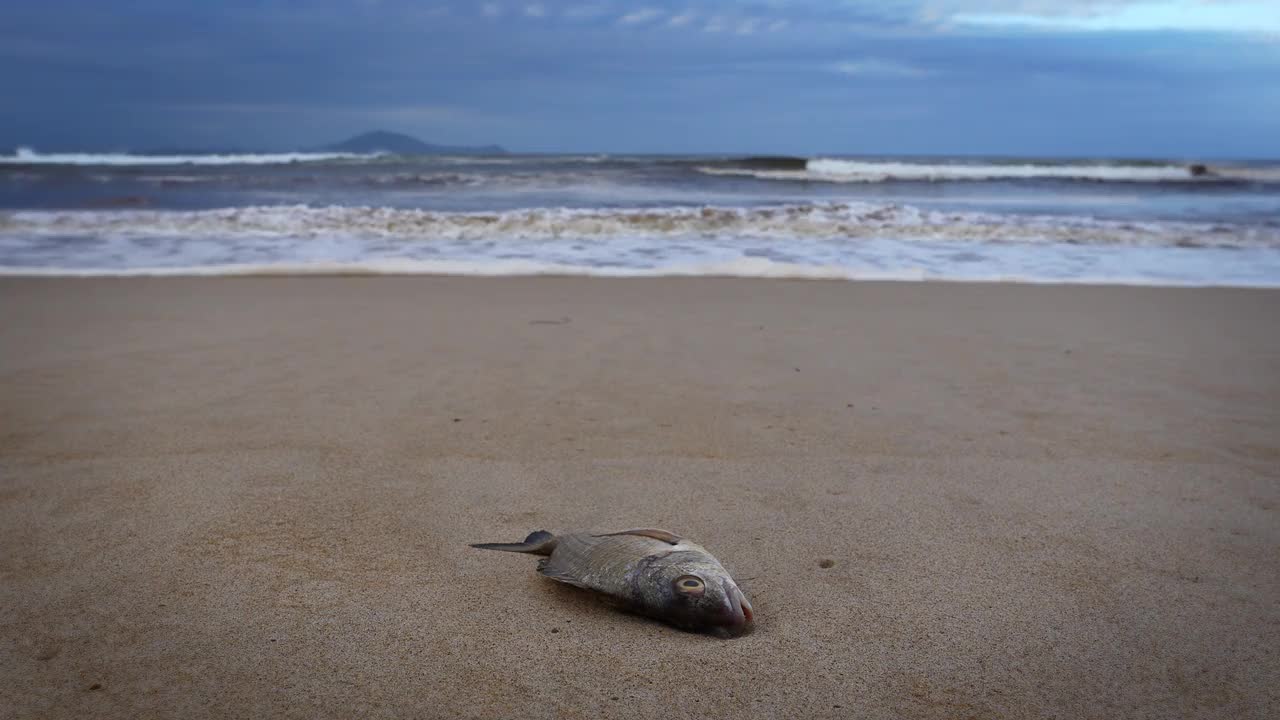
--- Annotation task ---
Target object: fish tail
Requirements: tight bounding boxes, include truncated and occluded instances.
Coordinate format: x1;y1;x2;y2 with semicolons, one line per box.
470;530;558;555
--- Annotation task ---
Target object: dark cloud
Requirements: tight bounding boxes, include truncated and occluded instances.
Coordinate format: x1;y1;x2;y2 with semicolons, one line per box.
2;0;1276;156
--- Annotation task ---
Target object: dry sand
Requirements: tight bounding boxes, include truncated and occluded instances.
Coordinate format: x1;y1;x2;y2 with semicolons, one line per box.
1;276;1278;719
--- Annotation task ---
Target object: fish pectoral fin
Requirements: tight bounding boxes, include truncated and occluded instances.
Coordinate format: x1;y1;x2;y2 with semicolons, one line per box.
597;528;681;545
537;558;592;589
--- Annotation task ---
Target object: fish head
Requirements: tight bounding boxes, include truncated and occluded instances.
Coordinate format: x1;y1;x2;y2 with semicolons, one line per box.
642;560;755;638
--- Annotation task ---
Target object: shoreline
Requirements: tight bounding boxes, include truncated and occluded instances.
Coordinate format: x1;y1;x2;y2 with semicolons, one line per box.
2;266;1280;289
3;276;1277;718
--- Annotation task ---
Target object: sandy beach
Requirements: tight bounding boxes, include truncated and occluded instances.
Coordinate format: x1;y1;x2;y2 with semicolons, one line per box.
1;276;1277;719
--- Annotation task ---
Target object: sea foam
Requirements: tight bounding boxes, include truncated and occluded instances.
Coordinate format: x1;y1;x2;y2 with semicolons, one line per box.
2;253;1277;288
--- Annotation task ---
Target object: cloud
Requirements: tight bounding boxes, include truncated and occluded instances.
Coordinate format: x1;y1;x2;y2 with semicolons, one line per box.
833;59;930;77
1;0;1276;155
618;7;662;25
922;0;1280;32
668;12;696;27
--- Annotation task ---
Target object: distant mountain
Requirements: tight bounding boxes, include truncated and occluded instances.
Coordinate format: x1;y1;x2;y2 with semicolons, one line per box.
320;131;507;156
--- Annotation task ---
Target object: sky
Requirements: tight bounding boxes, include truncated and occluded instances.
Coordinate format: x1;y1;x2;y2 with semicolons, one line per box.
3;0;1278;157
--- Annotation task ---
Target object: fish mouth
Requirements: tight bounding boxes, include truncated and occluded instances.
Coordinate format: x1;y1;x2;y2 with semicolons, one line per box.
723;581;754;635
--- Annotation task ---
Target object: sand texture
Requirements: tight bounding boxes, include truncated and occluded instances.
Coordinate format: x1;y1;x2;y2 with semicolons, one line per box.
2;277;1278;719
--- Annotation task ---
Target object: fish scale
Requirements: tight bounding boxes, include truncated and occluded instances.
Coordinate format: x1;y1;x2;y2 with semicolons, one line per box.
538;533;666;595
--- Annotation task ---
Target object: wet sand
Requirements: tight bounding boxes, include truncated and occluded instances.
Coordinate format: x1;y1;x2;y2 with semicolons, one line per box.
2;277;1278;719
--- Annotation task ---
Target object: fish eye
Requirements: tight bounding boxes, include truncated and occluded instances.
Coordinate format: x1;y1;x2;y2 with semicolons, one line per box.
674;575;705;597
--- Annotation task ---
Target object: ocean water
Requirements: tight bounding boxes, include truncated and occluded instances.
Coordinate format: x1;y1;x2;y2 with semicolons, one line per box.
2;149;1279;286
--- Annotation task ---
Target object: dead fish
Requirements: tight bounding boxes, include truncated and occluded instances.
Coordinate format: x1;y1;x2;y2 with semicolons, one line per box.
471;528;754;638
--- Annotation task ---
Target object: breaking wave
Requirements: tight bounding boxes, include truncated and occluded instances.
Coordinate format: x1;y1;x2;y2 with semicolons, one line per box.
0;147;381;166
697;158;1280;184
2;202;1272;249
4;203;1278;286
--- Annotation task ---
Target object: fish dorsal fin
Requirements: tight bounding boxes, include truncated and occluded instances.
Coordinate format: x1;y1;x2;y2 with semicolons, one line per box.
598;528;681;545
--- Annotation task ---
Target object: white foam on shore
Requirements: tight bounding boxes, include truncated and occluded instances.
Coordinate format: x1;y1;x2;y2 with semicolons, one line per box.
0;257;857;279
4;257;1278;288
1;147;380;166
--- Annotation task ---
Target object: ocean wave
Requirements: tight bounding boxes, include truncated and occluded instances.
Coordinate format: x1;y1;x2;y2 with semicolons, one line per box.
0;147;382;166
4;204;1278;286
697;158;1278;184
2;203;1273;249
344;172;489;188
46;170;619;191
103;171;492;189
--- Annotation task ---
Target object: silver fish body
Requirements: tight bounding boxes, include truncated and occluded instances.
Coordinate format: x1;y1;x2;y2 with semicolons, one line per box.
471;528;754;637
